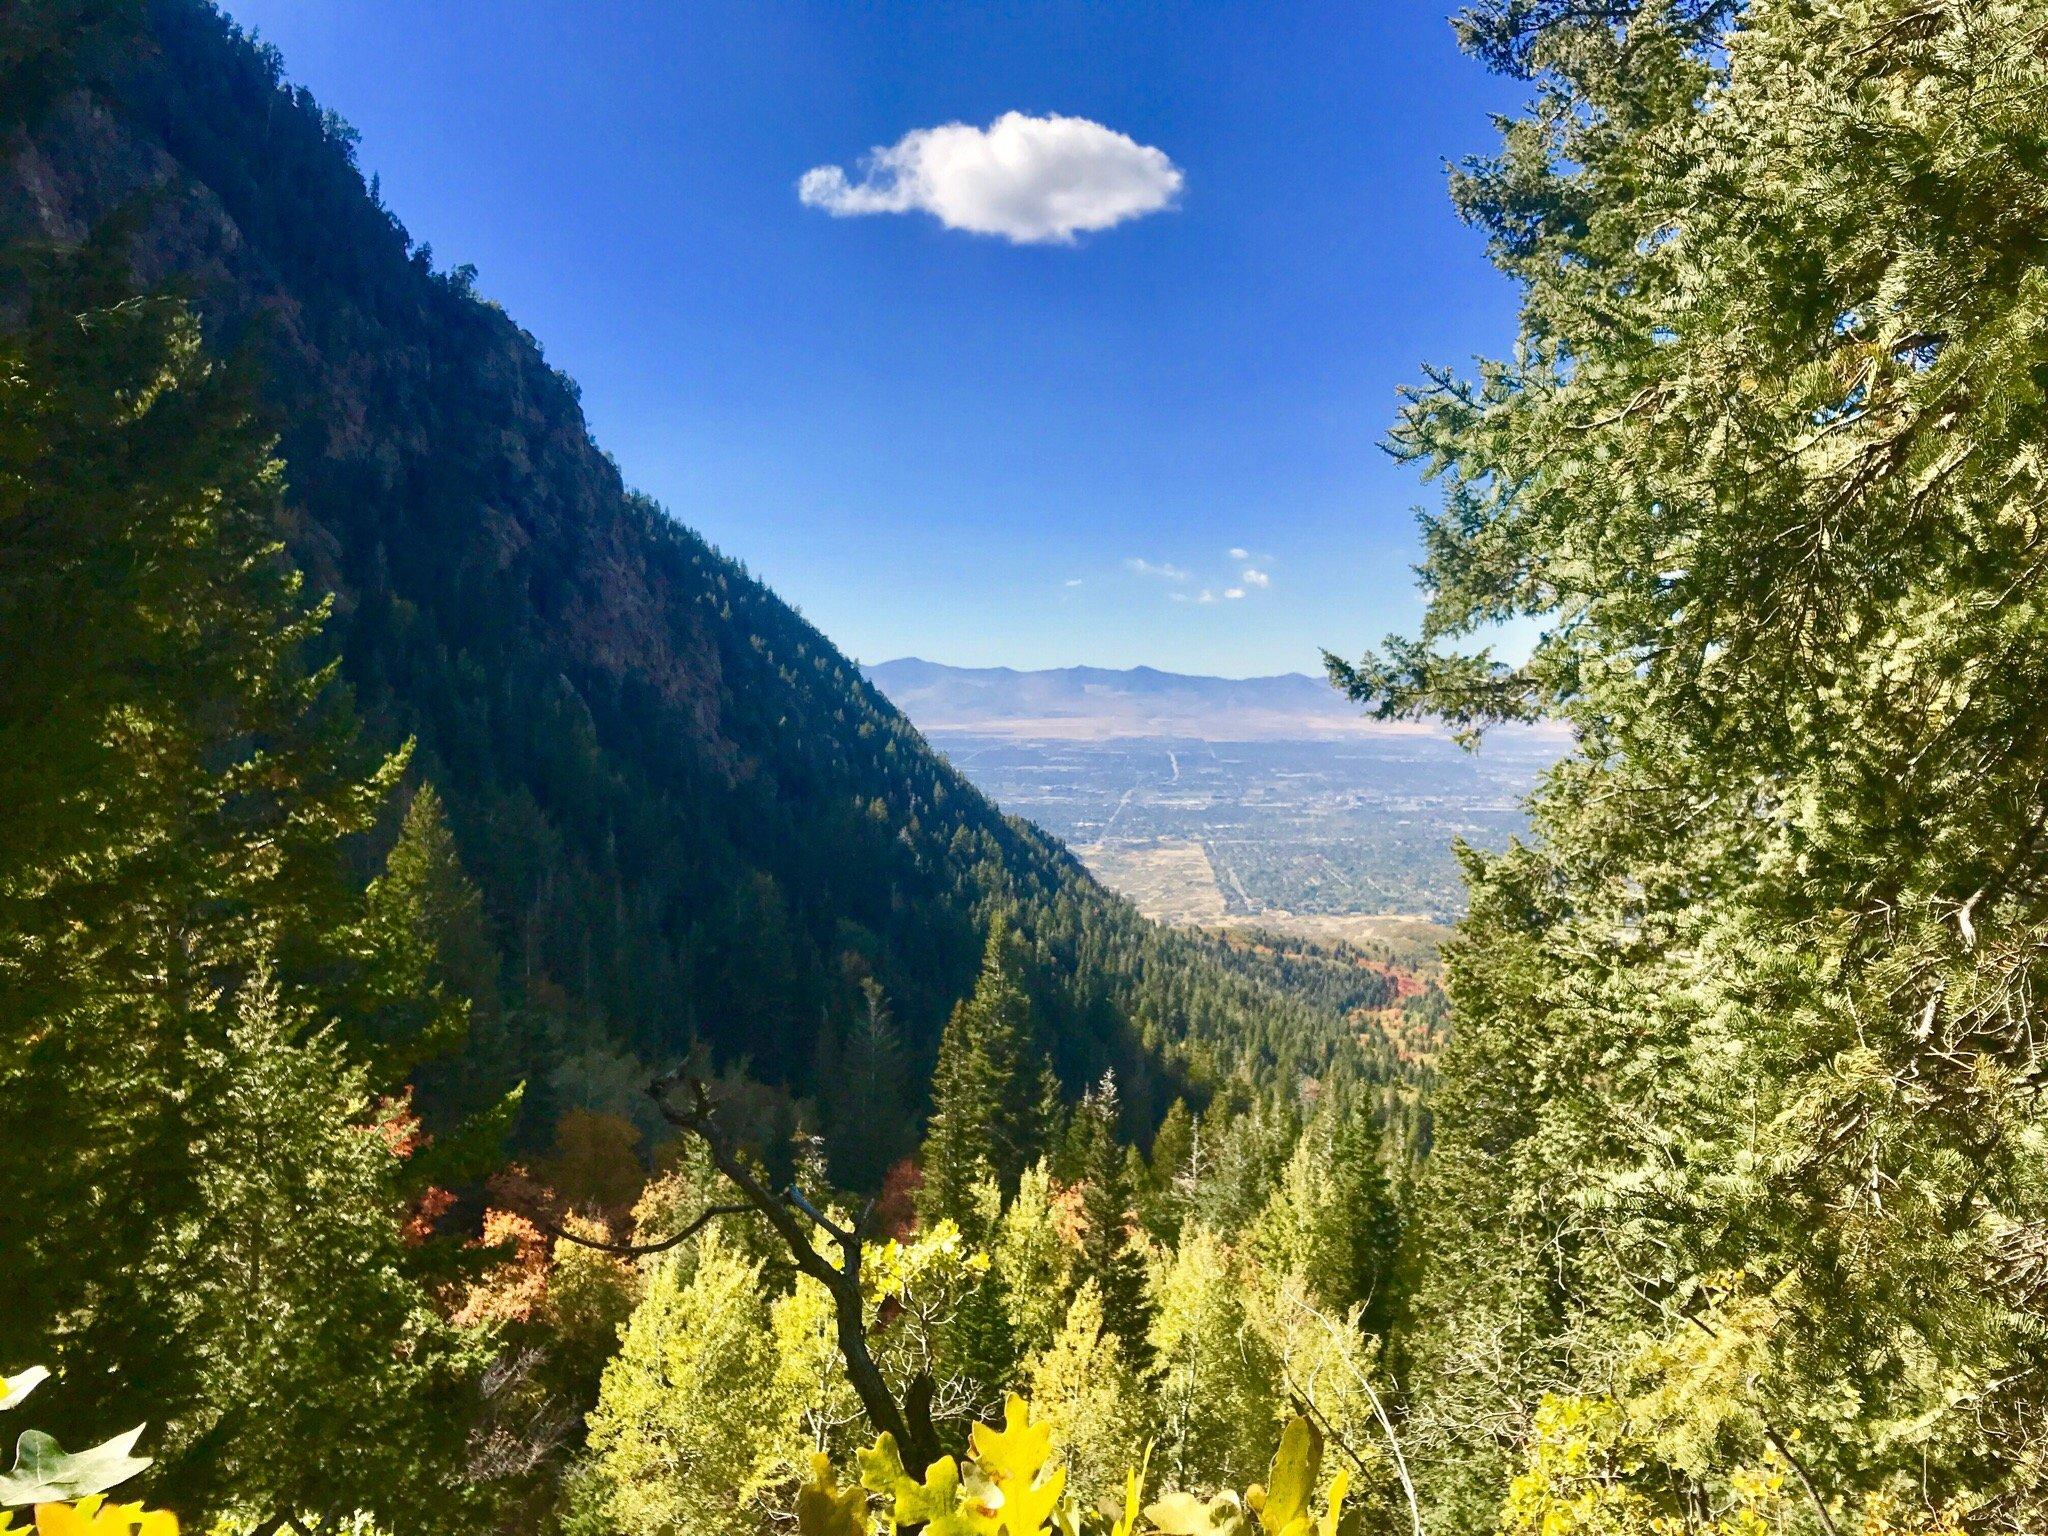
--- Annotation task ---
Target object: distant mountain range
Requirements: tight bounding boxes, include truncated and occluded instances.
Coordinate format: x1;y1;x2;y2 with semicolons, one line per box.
867;658;1441;741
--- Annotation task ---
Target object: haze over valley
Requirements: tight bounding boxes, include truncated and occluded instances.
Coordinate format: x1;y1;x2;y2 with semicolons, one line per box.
869;659;1561;933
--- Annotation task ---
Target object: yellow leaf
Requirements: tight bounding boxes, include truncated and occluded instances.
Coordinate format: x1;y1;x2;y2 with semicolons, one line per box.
1261;1418;1320;1536
899;1456;1000;1536
1111;1447;1154;1536
970;1395;1066;1536
33;1502;175;1536
858;1434;909;1498
999;1465;1066;1536
895;1455;960;1526
1318;1470;1349;1536
1146;1490;1247;1536
797;1453;870;1536
972;1396;1054;1491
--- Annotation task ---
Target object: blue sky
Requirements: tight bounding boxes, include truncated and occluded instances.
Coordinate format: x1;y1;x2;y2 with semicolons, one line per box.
221;0;1524;676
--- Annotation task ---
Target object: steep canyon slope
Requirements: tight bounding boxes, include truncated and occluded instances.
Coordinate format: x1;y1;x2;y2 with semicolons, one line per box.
0;0;1383;1148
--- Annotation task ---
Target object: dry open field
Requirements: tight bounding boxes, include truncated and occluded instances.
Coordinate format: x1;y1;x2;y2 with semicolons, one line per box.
1071;839;1229;925
1071;836;1452;960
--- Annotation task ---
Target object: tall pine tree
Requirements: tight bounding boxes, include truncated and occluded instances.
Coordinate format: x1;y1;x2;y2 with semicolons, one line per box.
820;977;914;1192
1067;1072;1152;1358
917;917;1048;1228
0;245;483;1525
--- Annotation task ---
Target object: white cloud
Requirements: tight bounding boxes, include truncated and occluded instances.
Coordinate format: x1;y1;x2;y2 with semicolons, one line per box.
1064;578;1084;587
1241;568;1271;588
1228;547;1250;561
1224;587;1246;600
799;112;1183;245
1125;557;1190;583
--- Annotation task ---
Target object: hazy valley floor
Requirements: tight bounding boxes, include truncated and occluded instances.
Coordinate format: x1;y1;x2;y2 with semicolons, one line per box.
923;729;1556;930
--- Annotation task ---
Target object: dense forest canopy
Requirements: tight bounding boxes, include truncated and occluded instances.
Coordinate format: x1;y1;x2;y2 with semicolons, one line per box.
4;0;2045;1534
1330;0;2048;1529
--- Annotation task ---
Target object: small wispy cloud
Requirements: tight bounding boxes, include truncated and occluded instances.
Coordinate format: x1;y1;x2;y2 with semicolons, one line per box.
1064;578;1084;588
1125;557;1190;583
799;112;1183;245
1142;554;1264;608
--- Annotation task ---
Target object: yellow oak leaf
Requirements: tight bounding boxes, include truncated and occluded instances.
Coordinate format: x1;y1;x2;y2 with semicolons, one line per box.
858;1434;909;1498
972;1396;1054;1491
33;1501;176;1536
970;1395;1066;1536
1260;1418;1320;1536
797;1453;870;1536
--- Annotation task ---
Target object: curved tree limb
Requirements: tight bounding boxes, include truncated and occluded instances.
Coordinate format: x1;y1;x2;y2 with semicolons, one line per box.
646;1066;946;1475
533;1202;754;1258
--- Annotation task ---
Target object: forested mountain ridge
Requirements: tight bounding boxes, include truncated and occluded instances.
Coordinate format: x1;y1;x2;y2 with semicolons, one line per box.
0;0;1372;1144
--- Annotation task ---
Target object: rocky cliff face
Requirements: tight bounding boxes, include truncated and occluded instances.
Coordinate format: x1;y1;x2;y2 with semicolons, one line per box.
4;67;736;760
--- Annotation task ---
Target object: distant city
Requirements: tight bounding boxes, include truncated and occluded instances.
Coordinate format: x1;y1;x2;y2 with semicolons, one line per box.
868;659;1563;933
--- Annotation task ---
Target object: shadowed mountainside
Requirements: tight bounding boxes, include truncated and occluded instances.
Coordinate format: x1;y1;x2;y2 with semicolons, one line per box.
0;0;1403;1153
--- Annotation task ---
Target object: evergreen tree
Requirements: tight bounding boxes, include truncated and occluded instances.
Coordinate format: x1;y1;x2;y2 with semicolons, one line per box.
1148;1098;1197;1195
1334;0;2048;1525
936;1179;1025;1412
1069;1073;1152;1357
1192;1096;1300;1238
0;250;478;1523
822;978;914;1192
1142;1097;1212;1242
173;969;481;1524
918;918;1048;1228
360;783;505;1103
1326;1105;1398;1338
1253;1102;1397;1332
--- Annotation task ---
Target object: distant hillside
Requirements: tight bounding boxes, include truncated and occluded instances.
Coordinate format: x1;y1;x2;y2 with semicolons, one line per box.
867;657;1434;740
0;0;1392;1159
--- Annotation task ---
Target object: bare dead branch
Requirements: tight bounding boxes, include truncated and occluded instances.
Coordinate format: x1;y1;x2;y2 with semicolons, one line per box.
1763;1425;1841;1536
1280;1289;1426;1536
